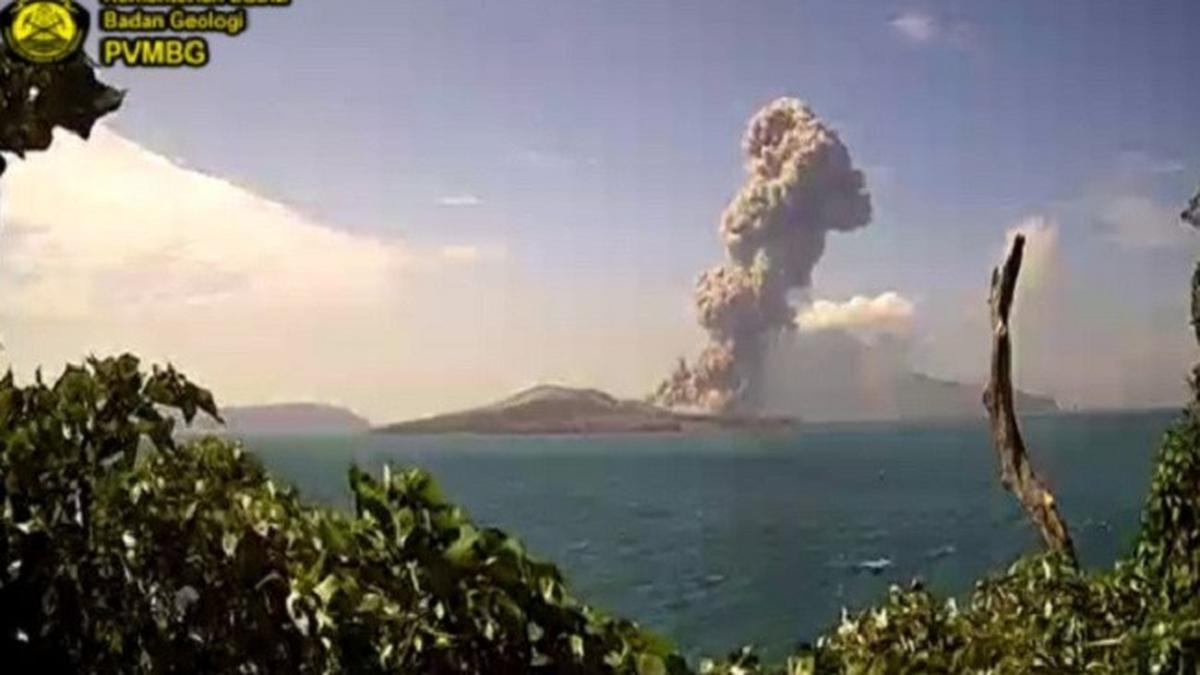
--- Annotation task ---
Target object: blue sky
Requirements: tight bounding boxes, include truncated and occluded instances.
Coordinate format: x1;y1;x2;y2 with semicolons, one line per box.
5;0;1198;419
98;0;1200;279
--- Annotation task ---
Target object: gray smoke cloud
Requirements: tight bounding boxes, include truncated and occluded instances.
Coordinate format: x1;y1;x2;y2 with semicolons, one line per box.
653;98;872;412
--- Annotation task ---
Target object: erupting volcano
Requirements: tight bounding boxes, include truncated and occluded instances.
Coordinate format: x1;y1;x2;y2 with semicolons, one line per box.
653;98;872;413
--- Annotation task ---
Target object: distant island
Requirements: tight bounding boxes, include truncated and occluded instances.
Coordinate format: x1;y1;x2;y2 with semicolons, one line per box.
191;375;1056;437
190;403;371;435
376;385;798;435
895;373;1059;420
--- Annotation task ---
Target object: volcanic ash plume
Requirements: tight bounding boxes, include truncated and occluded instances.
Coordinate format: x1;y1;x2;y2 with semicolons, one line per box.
653;98;872;412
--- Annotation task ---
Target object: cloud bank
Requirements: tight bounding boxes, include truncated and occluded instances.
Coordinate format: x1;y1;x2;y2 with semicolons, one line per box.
0;127;534;421
1096;194;1193;250
1;127;411;321
796;292;915;338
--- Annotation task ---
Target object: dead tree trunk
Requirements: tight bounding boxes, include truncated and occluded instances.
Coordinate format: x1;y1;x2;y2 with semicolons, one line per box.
983;234;1077;563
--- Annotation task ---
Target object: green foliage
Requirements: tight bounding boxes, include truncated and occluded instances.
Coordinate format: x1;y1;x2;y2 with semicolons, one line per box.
808;557;1157;673
0;355;219;670
2;347;1200;675
1;31;1195;674
0;47;122;174
2;354;1200;673
2;31;1199;675
338;465;685;674
1136;418;1200;612
780;412;1200;674
693;413;1200;675
698;237;1200;674
0;355;687;673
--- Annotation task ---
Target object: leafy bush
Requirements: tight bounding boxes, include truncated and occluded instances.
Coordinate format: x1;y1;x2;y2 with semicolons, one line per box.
2;355;1200;673
701;263;1200;675
787;419;1200;674
5;42;1200;674
3;351;1200;674
0;47;122;175
0;355;687;673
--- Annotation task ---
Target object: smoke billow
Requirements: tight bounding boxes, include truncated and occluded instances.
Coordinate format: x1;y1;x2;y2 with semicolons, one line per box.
653;98;872;412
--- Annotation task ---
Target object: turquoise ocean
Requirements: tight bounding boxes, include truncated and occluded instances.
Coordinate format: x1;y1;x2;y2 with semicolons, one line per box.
244;409;1175;660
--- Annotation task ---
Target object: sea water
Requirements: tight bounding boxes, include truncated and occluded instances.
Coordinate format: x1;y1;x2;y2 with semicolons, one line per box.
246;409;1174;660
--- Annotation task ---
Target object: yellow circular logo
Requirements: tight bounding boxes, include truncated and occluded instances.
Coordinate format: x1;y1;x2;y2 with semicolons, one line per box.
3;0;86;64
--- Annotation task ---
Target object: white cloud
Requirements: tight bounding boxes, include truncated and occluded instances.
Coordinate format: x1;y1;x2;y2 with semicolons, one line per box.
796;291;915;338
438;244;506;263
512;148;596;171
1062;149;1198;250
0;127;524;421
436;193;482;207
890;10;977;50
1;127;412;320
440;245;481;262
890;11;938;43
1116;150;1187;177
1095;194;1193;249
917;207;1199;412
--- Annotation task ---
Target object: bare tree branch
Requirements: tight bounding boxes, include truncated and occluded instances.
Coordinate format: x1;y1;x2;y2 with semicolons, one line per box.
983;234;1077;562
